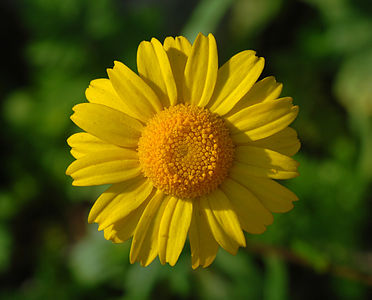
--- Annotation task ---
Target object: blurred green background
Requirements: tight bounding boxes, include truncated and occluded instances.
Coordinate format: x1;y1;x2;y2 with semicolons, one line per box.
1;0;372;299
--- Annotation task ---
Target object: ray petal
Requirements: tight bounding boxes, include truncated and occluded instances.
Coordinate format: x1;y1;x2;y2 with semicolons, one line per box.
67;132;122;159
137;38;177;107
234;146;299;179
103;199;149;243
229;171;298;213
65;149;141;186
225;76;283;116
227;98;299;141
208;51;264;115
108;61;163;122
70;103;143;147
163;36;192;103
189;200;219;269
183;33;218;107
220;178;273;233
130;191;169;266
88;177;154;229
85;78;140;120
200;189;245;254
237;127;301;156
158;197;192;266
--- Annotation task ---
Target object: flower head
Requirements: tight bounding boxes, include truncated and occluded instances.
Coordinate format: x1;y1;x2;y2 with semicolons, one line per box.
66;33;300;268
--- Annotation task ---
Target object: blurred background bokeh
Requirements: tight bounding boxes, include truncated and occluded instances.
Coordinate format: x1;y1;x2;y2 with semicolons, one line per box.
1;0;372;299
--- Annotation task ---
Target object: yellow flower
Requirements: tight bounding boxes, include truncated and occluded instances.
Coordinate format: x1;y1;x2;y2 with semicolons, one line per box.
66;33;300;269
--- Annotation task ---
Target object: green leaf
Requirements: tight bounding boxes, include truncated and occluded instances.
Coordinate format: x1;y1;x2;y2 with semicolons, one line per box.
263;255;288;300
182;0;234;41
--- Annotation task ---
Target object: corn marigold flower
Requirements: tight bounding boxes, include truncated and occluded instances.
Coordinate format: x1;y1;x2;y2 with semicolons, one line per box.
66;33;300;268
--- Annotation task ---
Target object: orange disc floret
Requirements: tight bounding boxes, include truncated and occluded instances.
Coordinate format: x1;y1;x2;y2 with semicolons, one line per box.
138;104;235;199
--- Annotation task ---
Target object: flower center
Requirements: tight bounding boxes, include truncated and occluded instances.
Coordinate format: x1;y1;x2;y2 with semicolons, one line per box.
138;104;234;199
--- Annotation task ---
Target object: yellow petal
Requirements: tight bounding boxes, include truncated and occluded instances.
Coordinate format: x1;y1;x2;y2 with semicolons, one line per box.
227;98;299;141
107;61;163;122
85;78;140;120
163;36;192;103
158;197;192;266
225;76;283;116
88;177;154;229
189;200;219;269
137;38;177;107
103;199;149;243
240;75;282;104
248;127;301;156
200;189;246;254
130;190;169;267
67;132;122;159
220;178;273;234
70;103;143;147
208;51;265;115
183;33;218;107
229;171;298;213
164;36;192;53
65;149;141;186
103;224;116;241
234;146;299;179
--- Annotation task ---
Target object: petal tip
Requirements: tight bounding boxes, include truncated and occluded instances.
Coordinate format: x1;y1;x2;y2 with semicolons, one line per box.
207;32;215;39
106;68;114;79
66;135;73;146
65;163;73;176
168;260;177;267
258;56;265;66
150;37;160;45
87;211;96;224
292;105;299;116
129;249;137;264
71;104;82;112
112;60;126;71
196;32;206;39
